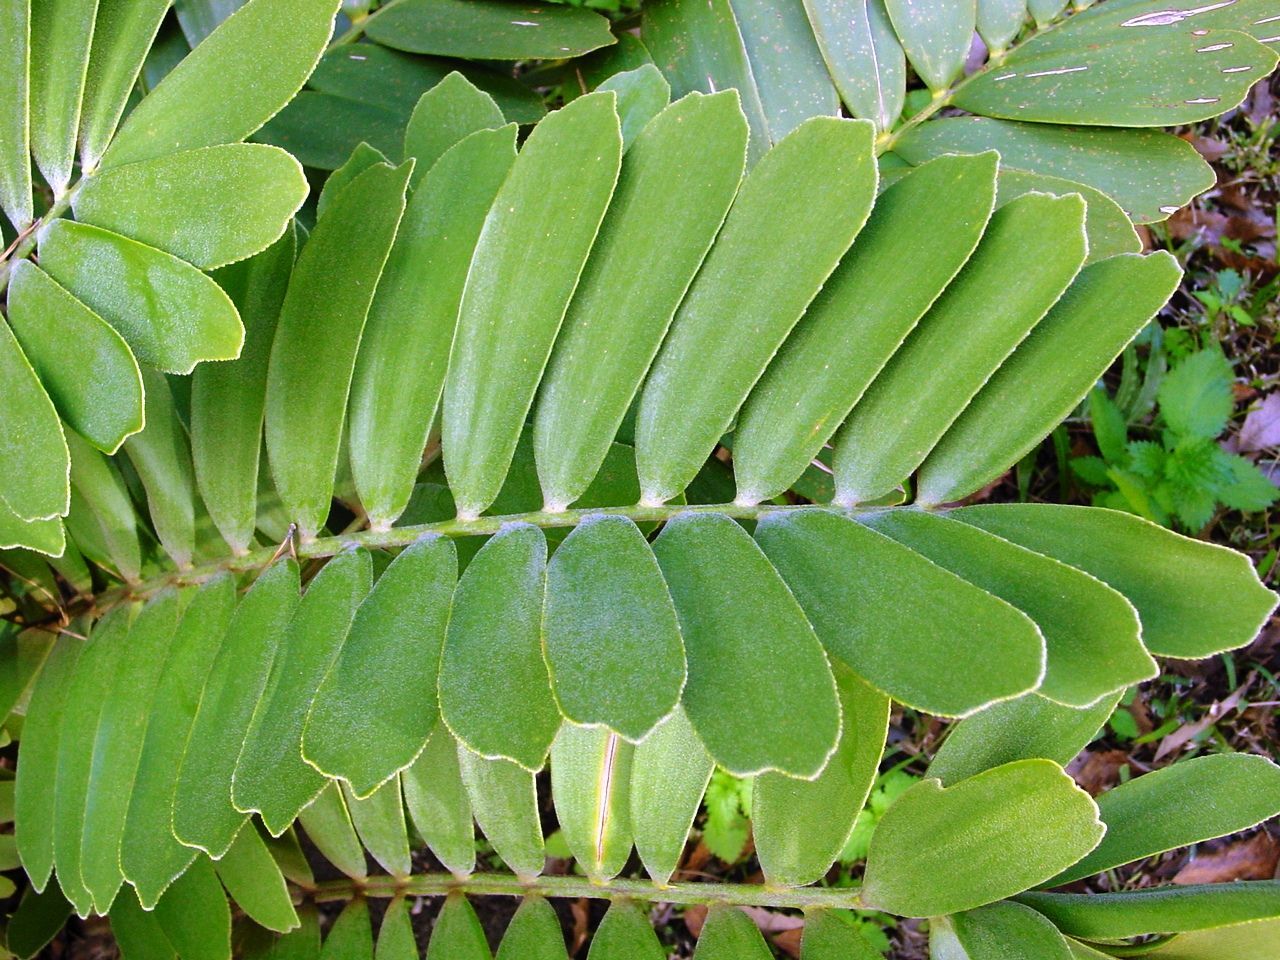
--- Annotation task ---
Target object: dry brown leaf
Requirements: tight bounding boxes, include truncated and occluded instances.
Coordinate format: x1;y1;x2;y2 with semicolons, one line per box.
1173;831;1280;884
1068;749;1131;796
1155;679;1251;761
1239;394;1280;452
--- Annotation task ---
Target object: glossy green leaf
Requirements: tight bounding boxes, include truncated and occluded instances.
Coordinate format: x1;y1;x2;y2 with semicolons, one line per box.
642;0;771;163
534;91;747;511
550;724;634;881
349;126;516;529
426;894;491;960
953;503;1280;658
174;0;246;44
377;898;418;960
110;885;177;960
343;777;411;878
884;0;976;90
733;0;839;140
38;219;243;374
652;513;840;777
1018;882;1280;940
402;70;505;183
192;227;295;554
833;191;1087;504
597;64;670;150
81;592;180;914
265;160;410;539
862;759;1104;917
543;516;685;741
6;884;74;960
234;548;372;834
928;691;1122;786
0;626;53;721
0;0;31;227
215;823;299;933
173;559;300;858
800;910;881;960
756;509;1043;716
892;118;1214;223
295;780;366;880
65;429;141;582
15;635;82;892
1051;754;1280;885
734;151;998;504
997;169;1142;264
588;901;665;960
123;369;196;567
7;261;143;455
122;576;235;909
1027;0;1067;26
496;898;568;960
754;665;889;885
153;856;232;960
403;726;475;876
319;898;373;960
957;14;1277;125
917;252;1181;506
366;0;615;59
440;524;559;771
77;0;170;170
458;747;545;879
976;0;1027;52
255;91;404;170
636;116;876;504
29;0;96;193
75;144;306;270
102;0;340;169
0;311;69;522
803;0;905;131
867;511;1153;706
305;536;456;795
627;705;712;884
935;902;1073;960
442;92;621;519
693;905;773;959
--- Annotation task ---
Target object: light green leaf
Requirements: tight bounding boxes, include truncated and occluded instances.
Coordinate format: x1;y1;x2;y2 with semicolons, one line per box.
533;90;747;512
543;516;685;741
884;0;976;90
800;910;881;960
892;118;1214;223
732;0;839;140
935;902;1073;960
629;705;713;884
123;369;196;568
109;885;177;960
343;777;411;878
803;0;905;131
215;824;299;934
917;252;1181;506
997;169;1142;264
755;665;888;886
366;0;615;59
1051;754;1280;886
1027;0;1067;27
402;70;505;183
0;0;31;228
458;747;545;879
304;536;456;796
153;856;231;960
319;899;373;960
317;142;387;219
952;503;1280;658
403;726;475;876
442;91;621;519
295;780;367;880
173;559;300;858
755;509;1043;717
597;64;670;150
265;160;410;539
0;502;65;557
496;898;569;960
377;898;418;960
928;691;1122;786
1146;916;1280;960
66;429;141;582
233;548;372;835
75;144;307;270
0;626;53;723
1159;348;1234;439
862;759;1104;917
193;227;295;554
833;191;1087;505
349;126;516;529
636;116;877;505
652;513;840;778
0;312;69;522
37;219;243;374
7;260;143;455
588;901;665;960
102;0;341;169
550;724;634;881
734;150;998;505
122;576;235;909
29;0;96;193
976;0;1027;53
77;0;170;170
693;905;773;959
426;894;491;960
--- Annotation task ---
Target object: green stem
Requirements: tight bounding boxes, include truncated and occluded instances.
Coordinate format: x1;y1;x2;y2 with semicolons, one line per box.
0;180;80;295
310;872;865;911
